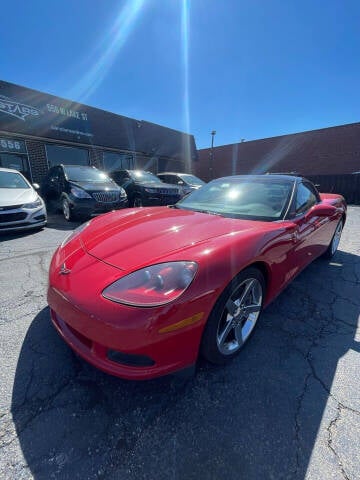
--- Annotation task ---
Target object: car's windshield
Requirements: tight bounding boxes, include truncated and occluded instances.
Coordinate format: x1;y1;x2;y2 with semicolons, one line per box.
64;166;113;183
0;171;30;189
130;170;159;183
176;177;294;221
179;174;205;186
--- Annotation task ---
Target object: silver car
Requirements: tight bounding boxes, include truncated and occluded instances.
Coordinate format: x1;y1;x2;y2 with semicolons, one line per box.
0;168;47;232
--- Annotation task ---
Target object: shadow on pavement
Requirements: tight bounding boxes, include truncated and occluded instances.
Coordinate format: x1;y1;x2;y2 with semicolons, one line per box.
45;202;82;231
46;213;81;231
11;250;360;479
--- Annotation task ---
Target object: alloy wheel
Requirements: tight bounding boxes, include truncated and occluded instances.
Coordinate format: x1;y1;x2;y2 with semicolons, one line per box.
331;221;343;256
216;277;263;355
62;199;70;221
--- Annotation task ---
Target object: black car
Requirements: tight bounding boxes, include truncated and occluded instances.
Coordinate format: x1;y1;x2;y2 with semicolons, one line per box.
109;169;182;207
41;165;128;221
157;172;205;196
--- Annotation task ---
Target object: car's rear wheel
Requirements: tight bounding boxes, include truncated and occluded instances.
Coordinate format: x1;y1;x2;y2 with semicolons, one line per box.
201;267;265;365
62;198;73;221
324;218;343;259
133;196;143;207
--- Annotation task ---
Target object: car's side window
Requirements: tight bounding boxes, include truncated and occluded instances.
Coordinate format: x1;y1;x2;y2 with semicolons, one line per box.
303;181;320;201
295;183;317;215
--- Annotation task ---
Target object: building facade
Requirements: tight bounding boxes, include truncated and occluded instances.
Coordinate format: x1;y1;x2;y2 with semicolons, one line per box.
0;80;197;183
196;123;360;182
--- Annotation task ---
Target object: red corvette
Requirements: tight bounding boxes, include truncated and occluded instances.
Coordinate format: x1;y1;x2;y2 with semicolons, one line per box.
48;175;346;380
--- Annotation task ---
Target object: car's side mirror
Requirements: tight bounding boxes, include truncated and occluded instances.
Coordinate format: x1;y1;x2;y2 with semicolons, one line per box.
32;183;40;190
306;203;337;218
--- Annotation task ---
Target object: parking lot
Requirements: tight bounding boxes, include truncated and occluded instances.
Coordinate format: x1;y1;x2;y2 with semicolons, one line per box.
0;207;359;480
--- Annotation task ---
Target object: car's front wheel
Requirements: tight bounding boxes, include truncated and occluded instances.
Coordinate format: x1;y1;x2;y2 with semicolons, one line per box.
201;267;265;365
62;198;74;221
133;196;143;207
324;218;343;259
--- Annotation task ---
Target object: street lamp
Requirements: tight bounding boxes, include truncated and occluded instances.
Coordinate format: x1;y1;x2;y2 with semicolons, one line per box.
209;130;216;180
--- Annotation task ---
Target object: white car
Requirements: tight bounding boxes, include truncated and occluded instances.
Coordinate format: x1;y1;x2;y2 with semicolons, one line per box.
0;167;47;232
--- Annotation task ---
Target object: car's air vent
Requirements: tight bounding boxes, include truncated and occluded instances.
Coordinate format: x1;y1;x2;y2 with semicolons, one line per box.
92;192;120;203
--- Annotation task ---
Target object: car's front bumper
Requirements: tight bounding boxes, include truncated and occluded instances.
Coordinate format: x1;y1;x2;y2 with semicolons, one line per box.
68;196;128;217
141;195;181;206
0;205;47;232
48;287;203;380
47;245;208;380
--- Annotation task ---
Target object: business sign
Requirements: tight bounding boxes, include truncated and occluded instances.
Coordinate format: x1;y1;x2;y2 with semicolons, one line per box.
0;137;27;154
0;80;197;160
0;95;41;121
0;81;93;143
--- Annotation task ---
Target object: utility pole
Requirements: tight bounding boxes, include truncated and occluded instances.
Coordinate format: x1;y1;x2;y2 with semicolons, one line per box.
209;130;216;180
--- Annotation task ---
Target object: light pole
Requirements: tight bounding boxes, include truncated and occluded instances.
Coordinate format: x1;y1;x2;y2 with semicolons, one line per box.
209;130;216;180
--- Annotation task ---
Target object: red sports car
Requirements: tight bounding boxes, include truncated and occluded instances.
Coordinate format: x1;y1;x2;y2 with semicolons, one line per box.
48;175;346;380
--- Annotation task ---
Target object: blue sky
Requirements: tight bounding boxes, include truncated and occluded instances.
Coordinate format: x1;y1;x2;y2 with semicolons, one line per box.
2;0;360;149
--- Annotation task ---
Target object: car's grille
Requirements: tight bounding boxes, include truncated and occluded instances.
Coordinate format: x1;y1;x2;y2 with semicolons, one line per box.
0;212;27;223
0;204;23;211
92;192;120;203
157;188;179;195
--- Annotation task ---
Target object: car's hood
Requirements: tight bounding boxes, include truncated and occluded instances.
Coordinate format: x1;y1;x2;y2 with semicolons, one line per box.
80;207;274;270
0;188;37;206
70;181;120;192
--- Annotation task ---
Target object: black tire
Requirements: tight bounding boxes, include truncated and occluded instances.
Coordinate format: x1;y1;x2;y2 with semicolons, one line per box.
62;197;74;221
201;267;265;365
323;218;343;259
133;196;143;207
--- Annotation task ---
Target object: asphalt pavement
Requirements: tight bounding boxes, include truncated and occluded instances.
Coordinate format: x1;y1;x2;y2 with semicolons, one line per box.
0;208;359;480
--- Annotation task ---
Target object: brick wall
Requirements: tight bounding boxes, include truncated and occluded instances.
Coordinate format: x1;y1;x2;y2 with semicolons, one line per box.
26;140;48;183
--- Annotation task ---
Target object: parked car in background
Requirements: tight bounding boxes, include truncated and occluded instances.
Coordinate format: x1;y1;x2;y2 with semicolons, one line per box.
41;165;128;221
109;169;182;207
0;167;47;232
47;174;346;380
157;172;205;196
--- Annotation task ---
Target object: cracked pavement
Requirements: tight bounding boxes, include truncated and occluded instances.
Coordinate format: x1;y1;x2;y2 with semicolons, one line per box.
0;208;359;479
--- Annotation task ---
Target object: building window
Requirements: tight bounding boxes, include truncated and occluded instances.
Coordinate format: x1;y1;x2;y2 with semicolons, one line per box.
0;153;31;181
103;151;134;172
46;144;89;167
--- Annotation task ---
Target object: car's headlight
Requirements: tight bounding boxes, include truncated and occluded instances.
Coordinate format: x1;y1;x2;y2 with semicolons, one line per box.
61;221;91;247
70;186;92;198
144;188;158;193
119;187;127;197
102;261;198;307
23;197;42;209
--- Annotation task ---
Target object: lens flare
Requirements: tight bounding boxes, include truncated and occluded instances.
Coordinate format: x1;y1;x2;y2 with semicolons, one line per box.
181;0;192;172
250;136;305;174
68;0;146;102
